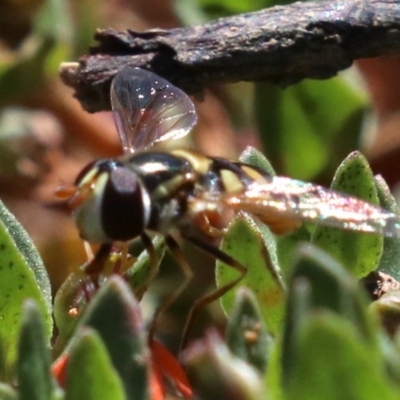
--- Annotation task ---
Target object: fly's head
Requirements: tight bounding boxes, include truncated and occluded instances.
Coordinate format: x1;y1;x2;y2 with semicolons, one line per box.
66;159;150;243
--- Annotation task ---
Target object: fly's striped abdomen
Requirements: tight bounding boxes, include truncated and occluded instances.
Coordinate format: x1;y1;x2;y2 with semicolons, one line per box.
207;157;271;194
170;149;272;196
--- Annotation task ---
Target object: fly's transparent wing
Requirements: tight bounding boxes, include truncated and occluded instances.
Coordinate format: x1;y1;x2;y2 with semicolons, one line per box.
111;67;198;153
221;176;400;237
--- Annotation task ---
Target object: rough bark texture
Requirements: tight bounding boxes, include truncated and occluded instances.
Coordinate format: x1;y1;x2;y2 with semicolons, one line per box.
59;0;400;112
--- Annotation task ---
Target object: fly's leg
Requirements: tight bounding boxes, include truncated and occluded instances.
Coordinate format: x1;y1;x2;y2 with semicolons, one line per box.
84;243;113;277
198;212;226;238
180;235;247;352
116;242;129;274
78;243;113;308
83;241;94;260
148;234;193;341
134;233;161;300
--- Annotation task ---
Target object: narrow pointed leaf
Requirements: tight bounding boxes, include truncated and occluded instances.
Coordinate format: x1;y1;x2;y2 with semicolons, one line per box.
226;287;270;373
77;276;150;400
255;77;365;180
375;175;400;280
216;213;285;335
276;225;311;279
53;272;94;347
126;235;166;294
239;146;276;177
312;151;383;277
282;244;378;385
0;199;51;374
285;314;397;400
17;300;54;400
290;244;375;344
239;147;312;277
66;328;125;400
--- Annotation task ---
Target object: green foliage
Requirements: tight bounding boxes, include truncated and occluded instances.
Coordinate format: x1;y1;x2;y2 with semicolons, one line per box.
213;148;400;398
226;287;270;373
65;329;125;400
3;0;399;398
0;0;73;102
17;301;56;400
176;0;294;20
281;245;397;400
255;79;366;180
75;277;150;400
375;176;400;280
312;151;383;277
0;199;51;378
216;213;285;335
0;0;97;105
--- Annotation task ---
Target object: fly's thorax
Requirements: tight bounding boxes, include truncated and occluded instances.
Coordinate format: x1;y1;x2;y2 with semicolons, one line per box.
126;151;199;192
173;151;271;196
71;159;150;243
126;151;200;233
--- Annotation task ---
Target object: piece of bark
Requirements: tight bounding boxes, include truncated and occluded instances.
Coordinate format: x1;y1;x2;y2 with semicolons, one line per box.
59;0;400;112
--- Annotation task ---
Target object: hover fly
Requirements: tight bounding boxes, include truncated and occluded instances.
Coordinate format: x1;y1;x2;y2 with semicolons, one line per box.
62;67;400;343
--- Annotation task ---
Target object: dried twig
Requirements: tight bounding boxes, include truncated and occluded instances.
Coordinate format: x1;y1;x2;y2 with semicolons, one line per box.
60;0;400;112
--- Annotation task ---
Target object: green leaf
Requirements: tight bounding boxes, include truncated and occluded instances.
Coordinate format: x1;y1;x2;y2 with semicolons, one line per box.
290;244;376;343
192;0;294;19
183;333;263;400
312;151;383;277
375;175;400;280
54;236;165;350
255;78;366;180
71;0;98;56
66;328;125;400
275;225;311;279
0;199;51;376
238;146;311;278
77;276;150;400
126;235;166;297
239;146;276;177
226;287;270;373
17;301;55;400
281;244;377;384
34;0;72;45
53;271;94;349
0;0;72;102
33;0;72;74
216;213;285;335
281;245;397;400
285;313;397;400
199;0;267;14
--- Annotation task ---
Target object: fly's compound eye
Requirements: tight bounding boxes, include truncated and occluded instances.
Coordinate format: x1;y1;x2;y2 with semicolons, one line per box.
72;160;150;243
100;165;150;241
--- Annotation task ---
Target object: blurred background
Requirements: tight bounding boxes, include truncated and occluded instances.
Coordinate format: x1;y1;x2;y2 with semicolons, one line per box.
1;0;400;344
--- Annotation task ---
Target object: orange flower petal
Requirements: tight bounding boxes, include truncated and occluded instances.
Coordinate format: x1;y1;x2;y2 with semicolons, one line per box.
150;339;193;399
51;353;69;388
150;361;166;400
